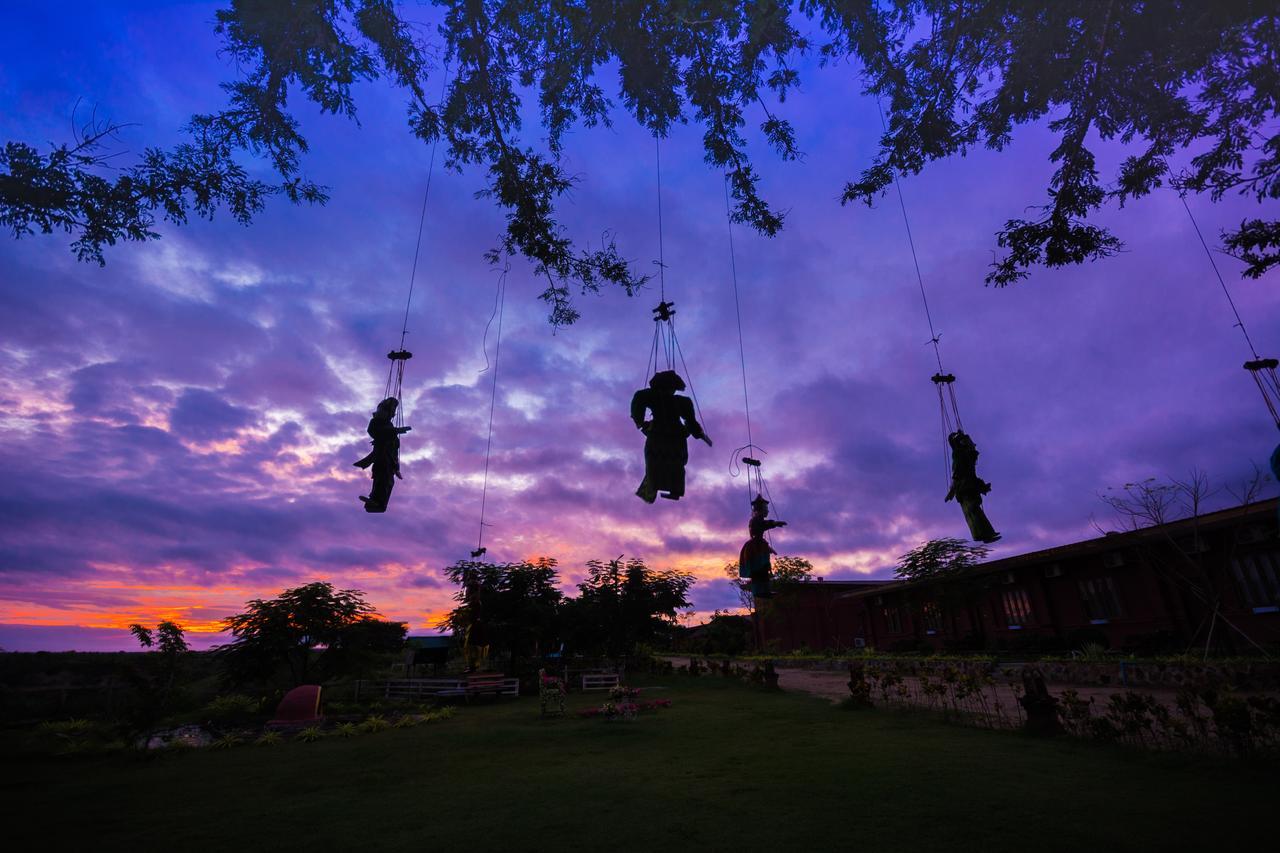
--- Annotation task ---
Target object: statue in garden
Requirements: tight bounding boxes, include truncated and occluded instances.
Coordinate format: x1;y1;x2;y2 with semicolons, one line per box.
1018;666;1062;736
763;660;780;690
538;669;566;717
847;662;873;708
630;370;711;502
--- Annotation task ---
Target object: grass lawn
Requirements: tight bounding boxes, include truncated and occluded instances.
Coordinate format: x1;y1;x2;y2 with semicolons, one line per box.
5;675;1273;852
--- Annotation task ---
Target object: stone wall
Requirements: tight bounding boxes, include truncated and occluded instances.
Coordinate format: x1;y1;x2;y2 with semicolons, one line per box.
682;655;1280;691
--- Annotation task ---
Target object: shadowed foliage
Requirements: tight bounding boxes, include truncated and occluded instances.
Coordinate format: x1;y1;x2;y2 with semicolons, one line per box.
440;556;693;660
219;581;407;685
439;558;564;662
4;2;1273;318
563;556;694;656
894;537;989;582
724;553;812;608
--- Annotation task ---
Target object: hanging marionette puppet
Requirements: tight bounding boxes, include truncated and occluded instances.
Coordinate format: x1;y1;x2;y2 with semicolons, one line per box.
945;430;1001;543
630;369;712;503
739;495;787;599
353;396;412;512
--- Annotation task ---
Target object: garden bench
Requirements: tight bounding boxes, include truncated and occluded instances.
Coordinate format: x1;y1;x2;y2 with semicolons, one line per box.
465;673;520;699
580;672;620;692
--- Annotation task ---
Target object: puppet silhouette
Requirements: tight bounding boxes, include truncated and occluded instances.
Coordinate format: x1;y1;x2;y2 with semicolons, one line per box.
739;494;787;598
630;370;711;502
353;397;411;512
945;430;1001;543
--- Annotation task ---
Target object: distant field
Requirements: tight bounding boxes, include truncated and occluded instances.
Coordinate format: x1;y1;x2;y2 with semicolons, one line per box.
4;676;1274;852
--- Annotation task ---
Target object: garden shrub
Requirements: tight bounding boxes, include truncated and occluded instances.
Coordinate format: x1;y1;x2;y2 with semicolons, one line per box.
360;715;389;733
202;694;260;724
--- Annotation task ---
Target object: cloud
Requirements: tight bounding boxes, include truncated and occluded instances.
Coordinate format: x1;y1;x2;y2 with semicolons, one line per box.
0;3;1277;648
169;388;253;441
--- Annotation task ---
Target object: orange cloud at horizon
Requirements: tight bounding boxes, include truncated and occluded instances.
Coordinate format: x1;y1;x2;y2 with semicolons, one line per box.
0;534;896;646
0;565;458;639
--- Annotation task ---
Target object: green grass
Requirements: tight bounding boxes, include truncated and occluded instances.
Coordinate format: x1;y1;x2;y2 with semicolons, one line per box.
4;676;1273;852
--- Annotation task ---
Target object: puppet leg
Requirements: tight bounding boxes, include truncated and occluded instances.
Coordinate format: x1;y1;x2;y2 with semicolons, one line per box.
636;474;658;503
637;437;663;502
660;440;688;499
367;464;394;512
960;494;1000;542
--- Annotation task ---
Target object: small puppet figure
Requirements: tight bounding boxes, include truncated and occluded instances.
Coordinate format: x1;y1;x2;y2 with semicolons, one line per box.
945;429;1001;543
630;370;712;503
352;397;411;513
739;494;787;599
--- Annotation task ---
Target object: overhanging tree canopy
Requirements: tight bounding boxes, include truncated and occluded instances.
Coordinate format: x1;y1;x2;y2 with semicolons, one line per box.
3;1;1276;322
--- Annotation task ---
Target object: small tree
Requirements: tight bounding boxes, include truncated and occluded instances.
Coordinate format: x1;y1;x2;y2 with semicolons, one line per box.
128;620;190;714
220;582;406;686
691;610;753;657
894;539;991;647
439;559;563;669
723;555;813;609
129;623;153;648
567;557;694;657
1097;468;1273;657
894;539;990;582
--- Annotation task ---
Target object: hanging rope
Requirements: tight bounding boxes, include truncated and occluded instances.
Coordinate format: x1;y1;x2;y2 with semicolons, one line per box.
474;267;508;558
1176;192;1280;431
643;137;707;424
876;100;960;484
722;174;783;529
725;178;755;447
655;136;667;305
381;64;452;430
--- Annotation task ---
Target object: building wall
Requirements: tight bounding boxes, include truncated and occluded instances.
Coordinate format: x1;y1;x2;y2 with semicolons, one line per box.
759;502;1280;654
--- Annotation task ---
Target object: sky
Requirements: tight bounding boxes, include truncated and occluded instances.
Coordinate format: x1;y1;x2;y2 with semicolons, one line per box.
1;3;1277;651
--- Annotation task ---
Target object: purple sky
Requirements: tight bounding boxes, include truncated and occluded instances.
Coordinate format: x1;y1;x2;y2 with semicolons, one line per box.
1;3;1277;651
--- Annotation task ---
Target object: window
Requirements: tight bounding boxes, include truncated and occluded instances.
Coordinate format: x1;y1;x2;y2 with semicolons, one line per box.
1175;535;1211;554
1000;589;1033;627
1236;525;1271;545
883;606;903;634
1232;552;1280;612
1102;551;1126;569
921;602;942;635
1078;576;1125;622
